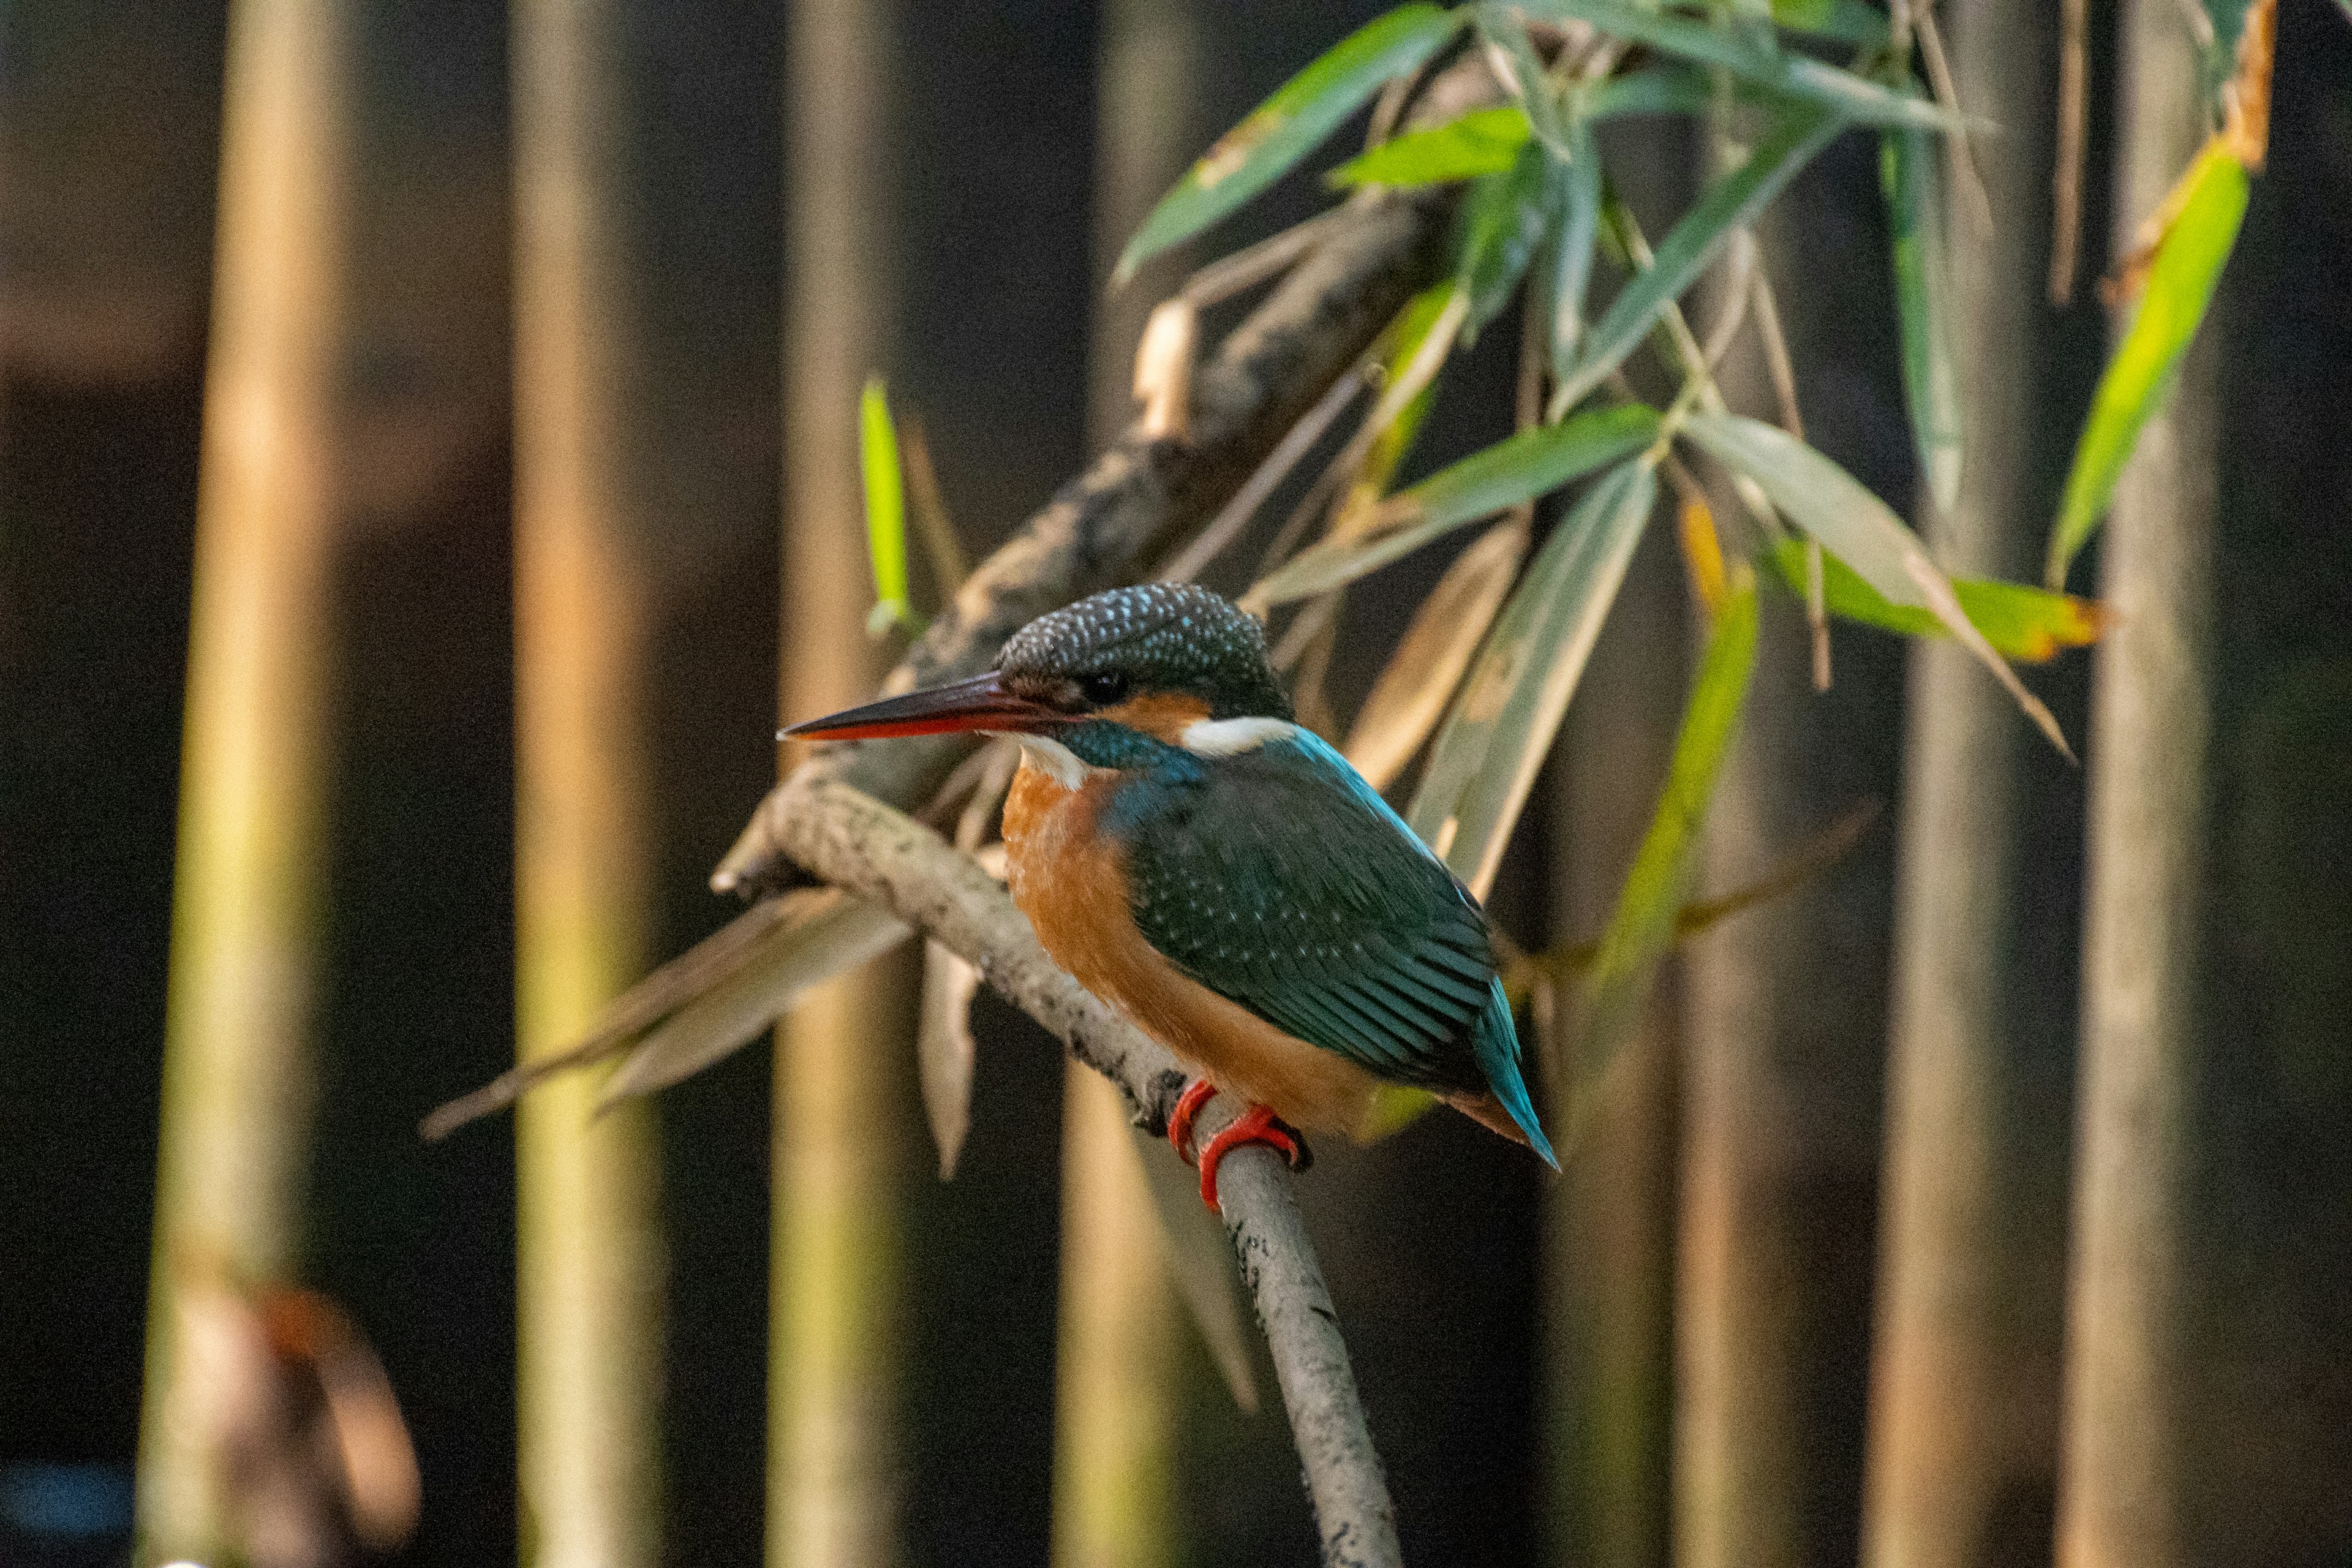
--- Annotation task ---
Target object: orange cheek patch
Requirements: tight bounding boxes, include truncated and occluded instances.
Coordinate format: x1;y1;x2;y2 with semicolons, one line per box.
1097;691;1211;744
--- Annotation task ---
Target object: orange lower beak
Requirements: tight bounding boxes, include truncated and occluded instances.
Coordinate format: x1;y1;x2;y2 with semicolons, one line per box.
780;671;1069;741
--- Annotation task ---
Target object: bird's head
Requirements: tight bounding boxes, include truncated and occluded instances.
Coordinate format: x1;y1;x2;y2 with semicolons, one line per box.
782;583;1292;767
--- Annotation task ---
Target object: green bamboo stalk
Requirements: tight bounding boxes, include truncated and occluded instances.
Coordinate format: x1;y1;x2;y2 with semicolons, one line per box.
513;1;666;1561
1051;4;1202;1564
1861;1;2071;1562
2056;5;2220;1564
771;2;912;1562
135;1;353;1559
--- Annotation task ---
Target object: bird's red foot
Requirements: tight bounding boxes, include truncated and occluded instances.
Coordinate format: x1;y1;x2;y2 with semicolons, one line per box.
1166;1079;1309;1213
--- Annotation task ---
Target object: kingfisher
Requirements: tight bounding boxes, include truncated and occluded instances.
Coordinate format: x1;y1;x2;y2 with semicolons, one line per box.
783;582;1558;1208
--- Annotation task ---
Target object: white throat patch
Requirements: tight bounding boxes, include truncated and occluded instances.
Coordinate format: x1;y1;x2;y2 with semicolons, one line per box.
1001;731;1089;789
1178;716;1297;757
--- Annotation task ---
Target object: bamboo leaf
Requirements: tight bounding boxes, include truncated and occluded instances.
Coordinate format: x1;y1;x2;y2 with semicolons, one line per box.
2045;138;2248;587
597;891;912;1105
1455;140;1557;337
1115;4;1463;281
1771;0;1891;45
1328;105;1532;189
1684;412;2072;754
1578;64;1715;120
1571;574;1757;1125
1882;123;1963;517
860;375;911;635
1252;403;1659;606
1343;518;1532;790
1545;119;1603;379
1765;538;2105;662
1409;455;1660;897
1525;0;1957;129
1551;100;1844;415
1129;1136;1262;1412
918;940;981;1179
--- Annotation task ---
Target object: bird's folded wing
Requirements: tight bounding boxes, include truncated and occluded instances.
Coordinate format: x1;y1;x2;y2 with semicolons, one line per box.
1117;730;1496;1093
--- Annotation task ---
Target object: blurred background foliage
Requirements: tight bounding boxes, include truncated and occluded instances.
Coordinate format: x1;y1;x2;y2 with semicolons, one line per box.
2;1;2350;1566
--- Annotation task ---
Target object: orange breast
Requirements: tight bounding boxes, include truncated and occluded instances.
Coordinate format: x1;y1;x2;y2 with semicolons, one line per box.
1003;753;1381;1135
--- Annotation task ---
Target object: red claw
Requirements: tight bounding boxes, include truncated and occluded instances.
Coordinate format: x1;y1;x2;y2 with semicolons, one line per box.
1195;1103;1309;1215
1167;1078;1218;1165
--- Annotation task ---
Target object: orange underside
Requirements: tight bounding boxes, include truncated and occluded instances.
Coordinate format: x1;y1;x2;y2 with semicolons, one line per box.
1003;750;1527;1148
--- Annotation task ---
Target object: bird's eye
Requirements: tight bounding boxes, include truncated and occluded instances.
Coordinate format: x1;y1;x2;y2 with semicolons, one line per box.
1078;671;1128;706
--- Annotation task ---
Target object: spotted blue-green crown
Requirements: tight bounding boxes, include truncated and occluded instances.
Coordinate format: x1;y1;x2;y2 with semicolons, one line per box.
998;583;1292;721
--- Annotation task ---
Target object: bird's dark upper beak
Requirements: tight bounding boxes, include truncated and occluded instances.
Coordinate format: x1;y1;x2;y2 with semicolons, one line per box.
780;670;1070;741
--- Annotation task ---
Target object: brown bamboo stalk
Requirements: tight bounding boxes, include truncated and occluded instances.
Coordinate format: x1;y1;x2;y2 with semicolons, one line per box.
1860;1;2072;1562
511;1;666;1561
771;2;912;1563
135;1;353;1559
2056;4;2220;1563
1052;4;1203;1562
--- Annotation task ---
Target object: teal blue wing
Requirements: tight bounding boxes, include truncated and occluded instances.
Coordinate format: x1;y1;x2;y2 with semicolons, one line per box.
1111;729;1555;1164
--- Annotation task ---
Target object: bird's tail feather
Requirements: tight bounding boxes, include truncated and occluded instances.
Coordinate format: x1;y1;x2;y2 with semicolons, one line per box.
1472;979;1558;1169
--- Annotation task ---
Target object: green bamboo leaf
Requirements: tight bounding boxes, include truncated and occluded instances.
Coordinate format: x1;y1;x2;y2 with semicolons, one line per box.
1551;99;1844;415
1252;403;1659;605
1408;454;1660;897
1524;0;1959;130
1327;104;1533;188
860;375;911;636
1578;63;1714;120
1771;0;1891;45
2045;139;2248;587
1571;575;1757;1126
1882;122;1963;517
1684;412;2073;754
1455;140;1558;337
1115;4;1463;282
1545;118;1603;379
1765;539;2105;662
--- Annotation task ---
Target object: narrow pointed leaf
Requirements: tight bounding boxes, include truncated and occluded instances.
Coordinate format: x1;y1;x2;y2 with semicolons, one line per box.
1455;140;1558;337
1344;517;1532;791
1253;403;1658;605
1551;100;1843;414
1545;119;1603;379
1578;64;1716;121
598;891;911;1104
1766;538;2105;662
1883;123;1963;517
1131;1137;1262;1411
1475;4;1572;153
2045;138;2248;586
1327;104;1532;188
861;375;911;635
1772;0;1891;44
1115;4;1463;281
1570;577;1756;1128
1525;0;1958;129
1409;456;1660;897
1685;412;2071;753
918;940;981;1179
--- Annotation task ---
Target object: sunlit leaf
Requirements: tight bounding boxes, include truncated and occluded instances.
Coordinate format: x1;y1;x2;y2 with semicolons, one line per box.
1455;141;1557;337
1765;538;2105;662
1326;283;1464;539
918;940;981;1179
597;890;912;1105
1344;517;1532;791
1684;412;2071;754
1551;100;1844;415
1129;1135;1261;1412
1883;122;1963;518
1328;104;1533;188
1570;573;1757;1128
1409;455;1660;898
1525;0;1958;130
2045;138;2248;587
1252;404;1659;605
860;375;911;636
1115;4;1463;281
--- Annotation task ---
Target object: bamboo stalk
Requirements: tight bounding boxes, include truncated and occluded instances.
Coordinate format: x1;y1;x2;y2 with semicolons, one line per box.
771;2;911;1562
511;2;668;1563
135;0;353;1559
1861;1;2073;1562
2056;4;2220;1563
1051;5;1202;1562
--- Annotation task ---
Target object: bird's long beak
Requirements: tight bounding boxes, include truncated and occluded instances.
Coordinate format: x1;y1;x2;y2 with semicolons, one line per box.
780;671;1069;741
